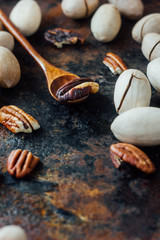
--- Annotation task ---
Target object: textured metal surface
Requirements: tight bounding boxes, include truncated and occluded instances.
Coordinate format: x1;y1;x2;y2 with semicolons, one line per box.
0;0;160;239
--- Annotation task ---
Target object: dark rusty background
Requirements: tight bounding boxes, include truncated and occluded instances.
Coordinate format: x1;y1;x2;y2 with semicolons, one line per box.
0;0;160;239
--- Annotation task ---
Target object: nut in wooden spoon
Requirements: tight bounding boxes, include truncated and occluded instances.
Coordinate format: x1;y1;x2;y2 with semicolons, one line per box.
0;10;99;103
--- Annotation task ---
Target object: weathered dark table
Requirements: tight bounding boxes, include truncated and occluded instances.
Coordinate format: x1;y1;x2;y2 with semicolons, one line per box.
0;0;160;239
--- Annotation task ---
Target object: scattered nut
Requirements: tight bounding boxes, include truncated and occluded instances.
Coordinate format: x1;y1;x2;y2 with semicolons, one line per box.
44;28;85;48
111;107;160;146
0;31;14;51
0;105;40;133
9;0;42;37
108;0;144;20
141;33;160;61
110;143;155;174
0;46;20;88
147;57;160;91
0;225;27;240
7;149;40;178
114;69;151;114
61;0;99;19
132;13;160;43
56;78;99;103
91;4;121;42
103;52;127;75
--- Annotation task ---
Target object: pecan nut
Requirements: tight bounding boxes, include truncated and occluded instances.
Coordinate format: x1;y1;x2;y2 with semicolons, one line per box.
56;78;99;103
110;143;155;174
0;105;40;133
103;52;127;74
44;28;85;48
7;149;40;178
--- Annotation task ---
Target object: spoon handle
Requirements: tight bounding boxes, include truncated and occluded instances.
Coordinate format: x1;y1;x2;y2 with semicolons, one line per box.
0;9;49;71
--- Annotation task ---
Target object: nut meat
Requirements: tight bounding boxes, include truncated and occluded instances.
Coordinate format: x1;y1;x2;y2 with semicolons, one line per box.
103;52;127;74
56;78;99;103
7;149;40;178
0;105;40;133
44;28;85;48
110;143;155;174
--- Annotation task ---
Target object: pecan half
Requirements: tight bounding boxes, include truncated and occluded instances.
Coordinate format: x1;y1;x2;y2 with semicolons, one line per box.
0;105;40;133
56;78;99;103
110;143;155;174
103;52;127;74
44;28;85;48
7;149;40;178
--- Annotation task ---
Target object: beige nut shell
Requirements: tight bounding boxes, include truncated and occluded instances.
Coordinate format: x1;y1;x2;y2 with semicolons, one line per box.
108;0;144;20
111;107;160;146
114;69;151;114
91;4;121;42
141;32;160;61
0;31;14;51
147;57;160;91
61;0;99;19
9;0;42;37
132;13;160;43
0;225;27;240
0;46;21;88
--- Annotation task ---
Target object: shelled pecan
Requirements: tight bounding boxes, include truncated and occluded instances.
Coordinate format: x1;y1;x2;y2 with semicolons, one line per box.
7;149;40;178
110;143;155;174
56;78;99;103
44;28;85;48
0;105;40;133
103;52;127;74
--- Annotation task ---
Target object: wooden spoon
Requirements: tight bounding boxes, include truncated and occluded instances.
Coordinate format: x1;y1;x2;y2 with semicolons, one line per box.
0;10;94;103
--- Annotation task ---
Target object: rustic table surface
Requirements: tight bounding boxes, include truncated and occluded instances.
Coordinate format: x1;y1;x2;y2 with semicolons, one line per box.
0;0;160;239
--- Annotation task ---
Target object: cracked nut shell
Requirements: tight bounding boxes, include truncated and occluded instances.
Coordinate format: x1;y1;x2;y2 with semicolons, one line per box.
61;0;99;19
110;143;155;174
141;33;160;61
114;69;151;114
7;149;40;178
132;13;160;43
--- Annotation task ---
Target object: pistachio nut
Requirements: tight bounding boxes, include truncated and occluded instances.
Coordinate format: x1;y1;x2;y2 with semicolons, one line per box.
132;13;160;43
91;4;121;42
0;31;14;51
147;57;160;91
61;0;99;19
114;69;151;114
108;0;144;20
111;107;160;146
141;33;160;61
9;0;42;37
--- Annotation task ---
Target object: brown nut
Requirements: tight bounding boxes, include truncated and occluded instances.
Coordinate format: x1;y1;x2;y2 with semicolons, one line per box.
110;143;155;174
56;78;99;103
7;149;40;178
0;105;40;133
44;28;85;48
103;52;127;75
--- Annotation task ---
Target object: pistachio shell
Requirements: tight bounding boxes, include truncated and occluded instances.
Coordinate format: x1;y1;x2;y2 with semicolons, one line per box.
141;33;160;61
0;31;14;51
111;107;160;146
114;69;151;114
132;13;160;43
0;47;21;88
9;0;41;37
61;0;99;19
108;0;144;20
0;225;27;240
147;57;160;91
91;4;121;42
